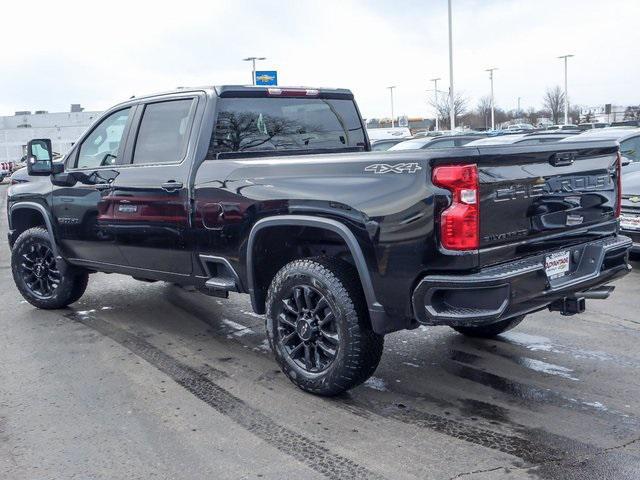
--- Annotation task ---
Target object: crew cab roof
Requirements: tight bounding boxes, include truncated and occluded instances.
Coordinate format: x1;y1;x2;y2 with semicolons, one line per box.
108;85;355;111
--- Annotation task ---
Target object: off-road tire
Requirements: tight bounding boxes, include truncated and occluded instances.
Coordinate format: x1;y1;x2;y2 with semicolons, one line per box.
265;257;384;396
11;227;89;309
451;315;525;338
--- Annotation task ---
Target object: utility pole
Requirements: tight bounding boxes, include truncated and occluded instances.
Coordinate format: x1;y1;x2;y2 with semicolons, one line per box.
242;56;266;85
387;86;396;128
430;78;441;131
448;0;455;130
485;67;497;130
517;97;521;115
558;54;574;124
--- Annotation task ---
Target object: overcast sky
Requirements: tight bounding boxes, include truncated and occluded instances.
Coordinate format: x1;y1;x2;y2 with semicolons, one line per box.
1;0;638;119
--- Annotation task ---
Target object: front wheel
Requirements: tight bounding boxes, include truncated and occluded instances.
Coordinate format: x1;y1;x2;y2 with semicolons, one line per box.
11;227;89;309
265;257;384;396
451;316;525;338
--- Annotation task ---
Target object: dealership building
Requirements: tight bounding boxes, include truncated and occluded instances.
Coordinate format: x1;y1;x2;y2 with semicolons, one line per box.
0;105;101;162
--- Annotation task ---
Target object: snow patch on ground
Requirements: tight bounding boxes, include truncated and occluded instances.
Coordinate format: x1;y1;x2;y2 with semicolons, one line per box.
520;358;579;381
363;376;387;391
221;319;254;336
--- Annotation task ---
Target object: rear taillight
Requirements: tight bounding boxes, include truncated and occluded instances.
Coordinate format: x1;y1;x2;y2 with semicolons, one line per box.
615;152;622;218
432;164;479;250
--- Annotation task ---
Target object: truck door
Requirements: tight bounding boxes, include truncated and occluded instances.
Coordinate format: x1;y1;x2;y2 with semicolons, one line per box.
51;107;134;265
108;96;199;275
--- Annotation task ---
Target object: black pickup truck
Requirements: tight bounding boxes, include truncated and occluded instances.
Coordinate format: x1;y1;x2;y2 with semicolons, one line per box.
7;85;631;395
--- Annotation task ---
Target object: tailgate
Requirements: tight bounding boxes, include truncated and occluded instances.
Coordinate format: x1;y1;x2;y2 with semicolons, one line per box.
476;141;620;266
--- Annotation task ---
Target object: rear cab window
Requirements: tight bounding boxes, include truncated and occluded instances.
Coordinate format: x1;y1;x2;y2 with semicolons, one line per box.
208;94;366;158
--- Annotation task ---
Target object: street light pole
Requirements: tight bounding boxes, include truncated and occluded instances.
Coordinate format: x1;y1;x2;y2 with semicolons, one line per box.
558;54;574;124
485;67;497;130
242;56;266;85
430;78;441;131
448;0;455;130
387;86;396;127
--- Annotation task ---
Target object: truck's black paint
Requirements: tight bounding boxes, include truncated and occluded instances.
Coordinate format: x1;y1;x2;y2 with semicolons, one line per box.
7;86;631;335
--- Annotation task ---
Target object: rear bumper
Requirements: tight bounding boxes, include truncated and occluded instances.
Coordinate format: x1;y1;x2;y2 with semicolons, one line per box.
412;235;632;327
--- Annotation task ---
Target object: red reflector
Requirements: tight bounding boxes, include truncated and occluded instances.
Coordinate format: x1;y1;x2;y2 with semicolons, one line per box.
616;152;622;218
433;164;479;250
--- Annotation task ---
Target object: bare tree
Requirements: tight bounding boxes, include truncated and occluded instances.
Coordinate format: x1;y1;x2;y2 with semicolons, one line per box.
476;96;491;129
524;107;539;126
624;106;640;120
543;86;566;124
582;111;595;123
430;93;469;129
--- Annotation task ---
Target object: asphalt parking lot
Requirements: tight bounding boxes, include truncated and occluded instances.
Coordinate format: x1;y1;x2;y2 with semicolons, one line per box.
1;181;639;480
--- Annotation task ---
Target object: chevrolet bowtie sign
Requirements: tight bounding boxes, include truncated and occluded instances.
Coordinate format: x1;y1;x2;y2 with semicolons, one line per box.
255;71;278;86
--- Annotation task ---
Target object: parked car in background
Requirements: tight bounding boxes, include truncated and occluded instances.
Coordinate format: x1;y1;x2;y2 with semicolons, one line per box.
505;123;535;132
388;135;480;151
560;128;640;164
412;130;443;138
578;122;609;130
466;132;577;147
612;120;640;128
371;138;407;151
546;124;581;132
619;171;640;254
1;161;16;182
465;134;528;146
366;127;412;141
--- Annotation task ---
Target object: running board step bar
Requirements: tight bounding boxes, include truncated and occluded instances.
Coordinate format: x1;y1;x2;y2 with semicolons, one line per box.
205;277;236;290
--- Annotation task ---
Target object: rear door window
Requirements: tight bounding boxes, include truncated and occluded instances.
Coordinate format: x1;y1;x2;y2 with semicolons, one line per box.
132;99;195;165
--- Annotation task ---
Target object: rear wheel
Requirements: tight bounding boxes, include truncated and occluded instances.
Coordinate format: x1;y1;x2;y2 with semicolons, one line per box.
11;227;89;309
265;257;384;396
451;316;525;338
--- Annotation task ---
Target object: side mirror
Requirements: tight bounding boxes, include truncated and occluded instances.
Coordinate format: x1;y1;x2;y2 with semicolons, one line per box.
621;154;632;167
26;139;53;176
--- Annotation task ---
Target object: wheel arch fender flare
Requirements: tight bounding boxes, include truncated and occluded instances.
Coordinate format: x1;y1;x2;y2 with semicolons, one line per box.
246;215;382;316
10;202;61;258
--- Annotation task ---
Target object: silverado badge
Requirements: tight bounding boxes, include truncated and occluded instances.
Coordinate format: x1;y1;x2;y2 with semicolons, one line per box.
364;163;422;174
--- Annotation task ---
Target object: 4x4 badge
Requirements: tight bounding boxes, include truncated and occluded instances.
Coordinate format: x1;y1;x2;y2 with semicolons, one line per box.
364;163;422;174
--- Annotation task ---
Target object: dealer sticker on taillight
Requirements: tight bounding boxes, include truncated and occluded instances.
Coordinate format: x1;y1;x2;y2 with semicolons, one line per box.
620;213;640;231
545;250;570;279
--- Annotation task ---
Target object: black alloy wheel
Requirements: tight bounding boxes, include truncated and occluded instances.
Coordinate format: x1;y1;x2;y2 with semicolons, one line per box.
266;257;384;396
11;227;89;309
277;285;339;373
19;241;61;299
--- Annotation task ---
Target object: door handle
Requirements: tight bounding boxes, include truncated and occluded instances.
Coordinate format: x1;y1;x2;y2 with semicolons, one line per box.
95;183;112;191
161;181;183;192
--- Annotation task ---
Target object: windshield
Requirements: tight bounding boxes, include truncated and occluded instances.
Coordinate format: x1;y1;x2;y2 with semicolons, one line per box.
208;97;366;156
